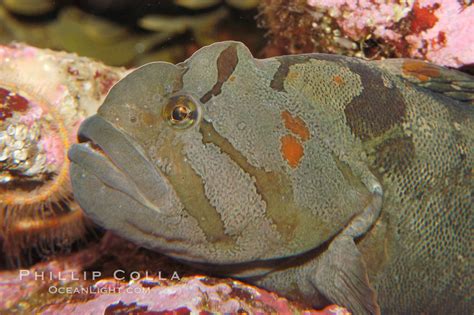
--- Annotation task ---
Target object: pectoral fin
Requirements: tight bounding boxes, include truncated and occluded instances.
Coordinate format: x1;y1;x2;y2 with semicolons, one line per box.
310;190;383;315
312;235;380;315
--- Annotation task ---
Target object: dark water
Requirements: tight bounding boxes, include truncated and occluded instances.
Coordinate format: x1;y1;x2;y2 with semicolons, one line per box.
0;0;264;66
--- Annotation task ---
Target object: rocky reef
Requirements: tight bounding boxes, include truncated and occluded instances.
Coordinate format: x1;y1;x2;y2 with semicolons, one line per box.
1;233;349;314
260;0;473;68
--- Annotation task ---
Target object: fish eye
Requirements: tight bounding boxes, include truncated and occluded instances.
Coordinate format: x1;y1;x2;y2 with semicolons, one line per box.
171;105;190;122
163;95;200;129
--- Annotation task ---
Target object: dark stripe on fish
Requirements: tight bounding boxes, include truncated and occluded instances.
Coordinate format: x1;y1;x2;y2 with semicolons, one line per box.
154;139;233;245
344;62;407;140
269;56;311;92
200;44;239;103
199;120;302;241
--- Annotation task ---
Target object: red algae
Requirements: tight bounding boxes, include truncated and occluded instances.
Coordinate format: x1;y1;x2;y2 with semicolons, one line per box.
260;0;474;67
411;2;439;34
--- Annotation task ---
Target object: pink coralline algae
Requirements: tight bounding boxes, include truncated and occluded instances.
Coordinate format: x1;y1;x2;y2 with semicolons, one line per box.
261;0;473;68
0;234;350;314
406;1;473;67
306;0;473;67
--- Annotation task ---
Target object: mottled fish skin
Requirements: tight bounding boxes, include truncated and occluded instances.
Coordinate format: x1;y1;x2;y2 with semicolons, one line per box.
68;41;473;314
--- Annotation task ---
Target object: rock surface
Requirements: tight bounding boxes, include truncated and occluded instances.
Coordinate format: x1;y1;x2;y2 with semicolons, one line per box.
1;233;350;314
260;0;473;68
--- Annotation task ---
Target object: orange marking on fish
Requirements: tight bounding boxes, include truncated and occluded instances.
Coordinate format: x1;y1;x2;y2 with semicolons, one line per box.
333;75;344;86
229;75;236;82
281;110;310;141
281;135;304;168
402;60;440;82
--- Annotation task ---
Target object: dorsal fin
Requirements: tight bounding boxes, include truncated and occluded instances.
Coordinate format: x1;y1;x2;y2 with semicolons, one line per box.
375;59;474;104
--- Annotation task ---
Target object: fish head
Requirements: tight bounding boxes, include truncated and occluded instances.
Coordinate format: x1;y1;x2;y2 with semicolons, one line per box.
69;42;280;264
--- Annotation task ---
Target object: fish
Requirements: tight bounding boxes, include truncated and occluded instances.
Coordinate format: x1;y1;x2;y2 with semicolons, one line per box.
68;41;473;314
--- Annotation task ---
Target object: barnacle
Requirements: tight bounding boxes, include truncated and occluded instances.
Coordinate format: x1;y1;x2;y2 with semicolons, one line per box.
0;88;84;265
0;44;126;265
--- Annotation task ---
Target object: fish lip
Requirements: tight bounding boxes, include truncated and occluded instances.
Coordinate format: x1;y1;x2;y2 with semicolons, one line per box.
68;115;128;179
77;132;106;156
68;115;171;215
71;118;120;175
68;115;202;259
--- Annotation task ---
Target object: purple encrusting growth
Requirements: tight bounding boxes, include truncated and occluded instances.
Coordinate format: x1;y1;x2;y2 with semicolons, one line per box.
0;236;349;314
306;0;473;67
262;0;473;68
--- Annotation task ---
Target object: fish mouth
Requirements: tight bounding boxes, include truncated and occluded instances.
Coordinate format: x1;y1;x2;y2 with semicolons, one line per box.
68;115;173;225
